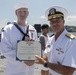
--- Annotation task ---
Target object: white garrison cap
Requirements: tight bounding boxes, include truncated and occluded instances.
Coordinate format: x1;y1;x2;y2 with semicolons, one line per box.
45;6;68;20
14;2;29;11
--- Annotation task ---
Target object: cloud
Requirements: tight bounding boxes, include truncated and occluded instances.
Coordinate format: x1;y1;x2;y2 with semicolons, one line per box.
40;15;46;19
65;15;76;25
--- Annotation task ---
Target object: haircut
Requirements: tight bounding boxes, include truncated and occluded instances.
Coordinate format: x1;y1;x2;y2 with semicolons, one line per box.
41;24;49;30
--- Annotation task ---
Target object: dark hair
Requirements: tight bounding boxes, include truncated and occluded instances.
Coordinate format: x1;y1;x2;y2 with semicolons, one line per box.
41;24;49;30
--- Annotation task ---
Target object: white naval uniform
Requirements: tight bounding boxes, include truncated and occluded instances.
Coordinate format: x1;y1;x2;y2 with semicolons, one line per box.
44;29;76;75
0;23;38;75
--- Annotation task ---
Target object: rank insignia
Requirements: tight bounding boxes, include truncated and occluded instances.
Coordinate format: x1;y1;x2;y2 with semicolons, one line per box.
56;47;64;54
49;8;56;15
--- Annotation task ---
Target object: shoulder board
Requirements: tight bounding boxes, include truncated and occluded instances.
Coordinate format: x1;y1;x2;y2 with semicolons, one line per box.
65;33;75;39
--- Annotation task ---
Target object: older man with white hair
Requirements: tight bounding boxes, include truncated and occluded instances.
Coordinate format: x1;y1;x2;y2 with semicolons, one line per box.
0;2;38;75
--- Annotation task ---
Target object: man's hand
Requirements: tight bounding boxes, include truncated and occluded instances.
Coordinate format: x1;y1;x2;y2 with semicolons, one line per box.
35;55;46;65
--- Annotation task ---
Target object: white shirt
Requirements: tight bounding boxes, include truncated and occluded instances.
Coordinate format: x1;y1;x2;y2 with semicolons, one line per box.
0;23;38;75
44;29;76;75
40;34;49;44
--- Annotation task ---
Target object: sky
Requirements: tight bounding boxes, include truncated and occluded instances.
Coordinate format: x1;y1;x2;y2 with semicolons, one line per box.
0;0;76;28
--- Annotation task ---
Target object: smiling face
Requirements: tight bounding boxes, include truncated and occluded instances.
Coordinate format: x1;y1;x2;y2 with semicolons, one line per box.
49;17;65;34
15;8;29;22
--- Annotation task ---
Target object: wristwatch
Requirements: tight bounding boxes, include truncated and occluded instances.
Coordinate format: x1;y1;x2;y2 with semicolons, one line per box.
44;62;49;67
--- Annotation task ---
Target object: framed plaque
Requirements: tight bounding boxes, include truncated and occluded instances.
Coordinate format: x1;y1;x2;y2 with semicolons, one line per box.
16;41;42;61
